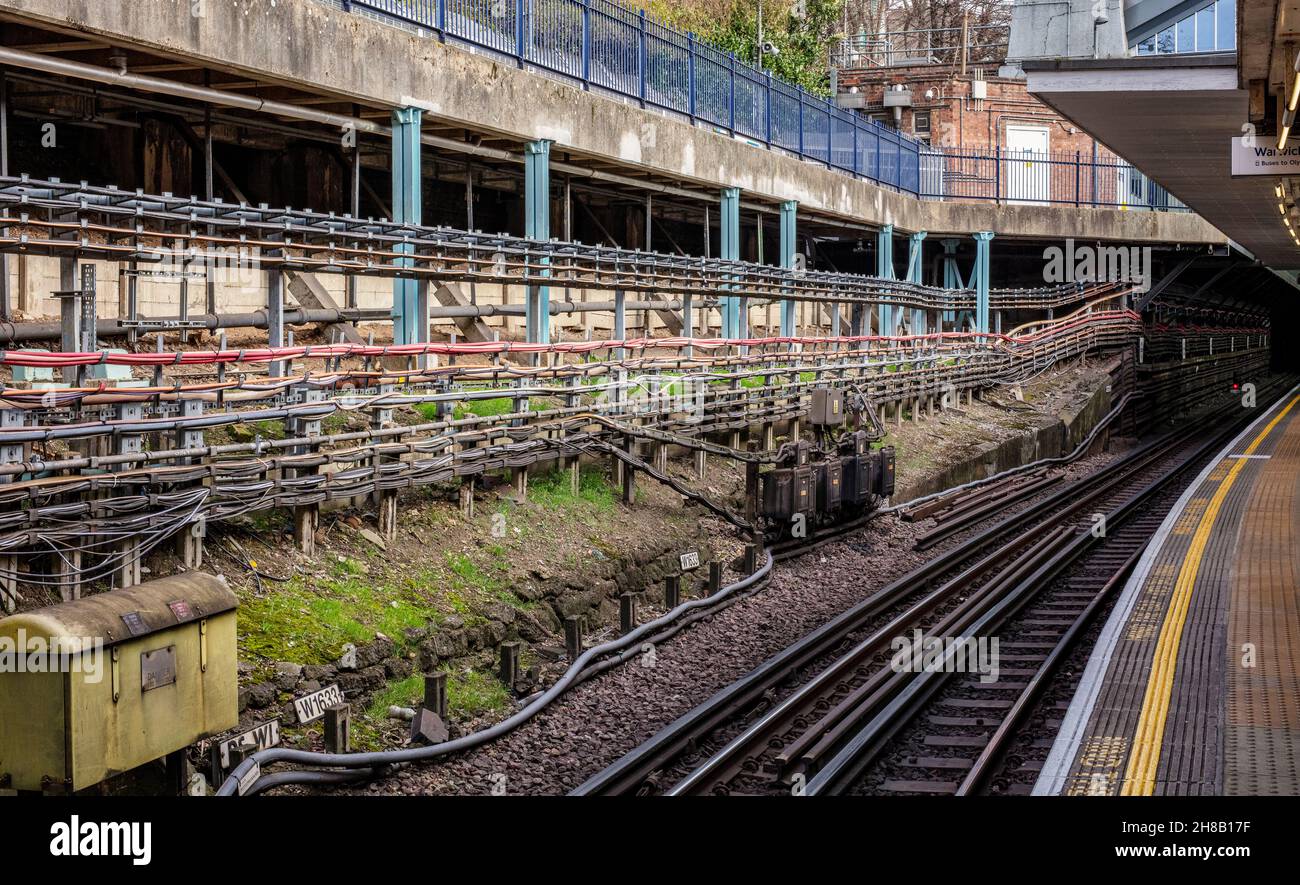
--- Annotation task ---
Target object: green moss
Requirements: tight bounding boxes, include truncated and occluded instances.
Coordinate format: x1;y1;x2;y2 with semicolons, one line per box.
237;569;441;666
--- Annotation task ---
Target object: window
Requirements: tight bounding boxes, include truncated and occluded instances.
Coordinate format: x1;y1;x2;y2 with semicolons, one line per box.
1132;0;1236;55
1196;7;1214;51
1216;0;1236;50
914;111;931;135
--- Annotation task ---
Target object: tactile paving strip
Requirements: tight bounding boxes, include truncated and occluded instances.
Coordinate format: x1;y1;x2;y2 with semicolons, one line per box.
1056;397;1299;795
1225;407;1300;795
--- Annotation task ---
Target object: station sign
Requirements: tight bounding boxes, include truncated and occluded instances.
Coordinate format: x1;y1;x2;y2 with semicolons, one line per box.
1229;137;1300;176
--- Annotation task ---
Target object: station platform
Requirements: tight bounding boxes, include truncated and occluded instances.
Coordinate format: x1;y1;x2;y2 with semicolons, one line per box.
1036;385;1300;796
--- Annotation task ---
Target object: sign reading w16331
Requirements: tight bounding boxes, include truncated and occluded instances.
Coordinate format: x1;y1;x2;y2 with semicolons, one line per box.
1230;137;1300;176
293;683;344;724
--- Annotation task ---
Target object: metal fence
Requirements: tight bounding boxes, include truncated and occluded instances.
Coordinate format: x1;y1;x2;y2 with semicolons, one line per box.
335;0;1177;211
919;148;1187;211
341;0;920;192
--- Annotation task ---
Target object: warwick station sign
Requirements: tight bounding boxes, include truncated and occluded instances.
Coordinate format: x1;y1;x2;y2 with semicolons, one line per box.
1230;137;1300;176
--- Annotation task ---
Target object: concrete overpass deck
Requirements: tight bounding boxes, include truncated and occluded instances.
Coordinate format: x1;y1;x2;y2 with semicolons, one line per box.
0;0;1224;248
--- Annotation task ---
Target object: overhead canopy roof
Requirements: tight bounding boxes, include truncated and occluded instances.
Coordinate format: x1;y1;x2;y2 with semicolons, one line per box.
1021;52;1300;268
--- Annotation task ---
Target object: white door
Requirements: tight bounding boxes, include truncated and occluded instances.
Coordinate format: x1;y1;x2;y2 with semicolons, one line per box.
1004;125;1050;205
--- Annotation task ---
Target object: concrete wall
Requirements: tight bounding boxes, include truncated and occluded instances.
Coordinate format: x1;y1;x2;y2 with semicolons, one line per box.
0;0;1223;247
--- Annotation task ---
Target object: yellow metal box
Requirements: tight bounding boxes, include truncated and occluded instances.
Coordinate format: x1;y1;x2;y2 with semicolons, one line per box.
0;573;238;793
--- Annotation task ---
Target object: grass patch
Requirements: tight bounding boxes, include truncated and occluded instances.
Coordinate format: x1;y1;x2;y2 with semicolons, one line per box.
527;466;616;514
452;396;514;421
366;674;425;719
445;668;511;719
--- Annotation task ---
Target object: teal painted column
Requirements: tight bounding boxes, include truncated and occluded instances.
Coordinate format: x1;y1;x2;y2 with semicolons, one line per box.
719;187;741;338
877;224;894;338
940;238;963;331
779;200;797;340
906;231;927;337
391;107;423;345
524;139;553;346
973;231;995;336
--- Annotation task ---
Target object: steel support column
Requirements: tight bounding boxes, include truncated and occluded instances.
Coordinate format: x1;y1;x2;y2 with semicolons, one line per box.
391;107;423;345
973;231;994;337
877;224;894;339
779;200;797;340
524;139;553;347
940;237;963;331
719;187;741;338
906;231;927;337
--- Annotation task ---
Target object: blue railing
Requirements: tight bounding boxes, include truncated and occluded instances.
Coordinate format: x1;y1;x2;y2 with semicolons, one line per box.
338;0;925;194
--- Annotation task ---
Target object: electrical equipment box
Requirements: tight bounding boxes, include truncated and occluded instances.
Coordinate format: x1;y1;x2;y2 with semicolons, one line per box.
875;447;897;498
762;469;794;520
809;388;845;426
841;455;869;505
817;459;843;511
0;573;239;793
792;465;814;514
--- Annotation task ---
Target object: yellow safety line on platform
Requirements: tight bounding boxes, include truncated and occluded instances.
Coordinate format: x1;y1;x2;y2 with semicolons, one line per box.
1119;395;1299;795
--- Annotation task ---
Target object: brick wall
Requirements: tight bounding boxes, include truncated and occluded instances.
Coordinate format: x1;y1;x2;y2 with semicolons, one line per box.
836;64;1118;161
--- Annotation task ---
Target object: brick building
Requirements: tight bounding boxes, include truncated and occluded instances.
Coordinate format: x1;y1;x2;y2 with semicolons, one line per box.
834;61;1118;163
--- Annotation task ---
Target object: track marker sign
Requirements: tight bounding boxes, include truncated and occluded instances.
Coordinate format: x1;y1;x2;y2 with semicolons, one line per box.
294;683;344;724
216;720;280;769
679;550;701;571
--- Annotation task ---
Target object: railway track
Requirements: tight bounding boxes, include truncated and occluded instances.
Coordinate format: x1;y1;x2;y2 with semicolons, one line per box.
572;393;1275;797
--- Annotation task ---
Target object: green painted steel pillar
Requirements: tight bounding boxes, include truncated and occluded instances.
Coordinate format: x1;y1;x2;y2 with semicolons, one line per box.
391;107;423;345
719;187;741;338
973;231;995;337
940;238;963;331
779;200;797;340
524;139;553;346
877;224;895;339
906;231;927;338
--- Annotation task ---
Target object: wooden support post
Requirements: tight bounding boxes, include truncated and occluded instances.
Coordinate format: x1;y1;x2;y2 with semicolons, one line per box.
423;672;448;719
512;464;528;501
664;575;681;609
568;456;580;496
372;383;399;541
115;539;142;590
54;549;81;603
695;448;707;480
0;554;19;614
707;560;723;595
564;615;583;661
744;444;760;527
621;435;636;505
762;422;775;451
292;388;325;555
499;641;521;689
323;704;351;754
458;477;475;519
619;593;636;634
